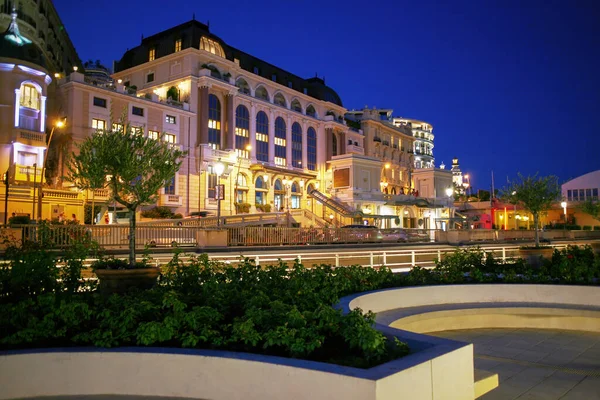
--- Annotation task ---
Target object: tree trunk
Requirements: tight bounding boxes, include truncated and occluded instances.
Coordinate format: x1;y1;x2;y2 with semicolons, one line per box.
533;213;539;247
128;207;136;266
91;191;95;225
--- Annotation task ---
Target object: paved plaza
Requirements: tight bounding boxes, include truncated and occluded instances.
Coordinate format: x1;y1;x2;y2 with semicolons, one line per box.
431;328;600;399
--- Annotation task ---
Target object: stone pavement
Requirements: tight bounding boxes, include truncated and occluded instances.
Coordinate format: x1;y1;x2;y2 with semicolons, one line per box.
431;328;600;399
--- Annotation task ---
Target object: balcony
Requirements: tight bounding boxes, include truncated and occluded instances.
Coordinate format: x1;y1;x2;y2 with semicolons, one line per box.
382;140;390;146
12;129;47;147
13;164;42;183
346;144;364;155
373;137;382;143
199;144;236;164
160;194;182;207
44;189;80;200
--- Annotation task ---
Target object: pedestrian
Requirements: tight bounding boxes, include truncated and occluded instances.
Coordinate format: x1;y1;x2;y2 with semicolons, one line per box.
71;213;78;223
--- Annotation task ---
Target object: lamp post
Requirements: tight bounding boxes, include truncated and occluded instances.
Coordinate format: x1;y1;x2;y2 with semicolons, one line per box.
512;191;517;230
234;144;251;214
561;201;567;236
283;177;291;227
3;169;9;225
214;160;225;227
38;118;66;220
445;187;453;229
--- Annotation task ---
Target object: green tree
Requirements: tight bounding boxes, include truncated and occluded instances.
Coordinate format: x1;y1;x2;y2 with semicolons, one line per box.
579;199;600;222
67;127;186;265
502;173;560;247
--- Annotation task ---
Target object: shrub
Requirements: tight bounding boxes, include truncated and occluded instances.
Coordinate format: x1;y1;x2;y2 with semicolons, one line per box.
235;203;251;213
141;206;177;219
8;215;30;225
583;225;592;231
255;204;272;212
595;226;600;231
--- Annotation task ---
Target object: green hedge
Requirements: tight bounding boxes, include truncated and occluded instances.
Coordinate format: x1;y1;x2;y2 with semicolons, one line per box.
1;242;599;368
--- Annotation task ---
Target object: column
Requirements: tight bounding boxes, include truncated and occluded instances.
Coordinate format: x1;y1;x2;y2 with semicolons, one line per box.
40;96;47;132
199;86;209;144
325;128;332;161
226;92;235;150
286;115;292;167
268;111;275;164
14;89;20;127
302;120;308;170
249;103;257;160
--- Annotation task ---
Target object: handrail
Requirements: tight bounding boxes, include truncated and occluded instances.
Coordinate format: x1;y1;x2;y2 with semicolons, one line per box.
307;189;364;219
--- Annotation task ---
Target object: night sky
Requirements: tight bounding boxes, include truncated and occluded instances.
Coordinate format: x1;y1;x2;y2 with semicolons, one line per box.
54;0;600;193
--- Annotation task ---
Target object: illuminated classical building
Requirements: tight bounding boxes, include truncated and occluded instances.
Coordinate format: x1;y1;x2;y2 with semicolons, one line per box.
392;118;434;169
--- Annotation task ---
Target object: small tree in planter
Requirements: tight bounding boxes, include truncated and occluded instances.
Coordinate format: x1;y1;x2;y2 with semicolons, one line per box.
67;125;186;267
503;173;560;249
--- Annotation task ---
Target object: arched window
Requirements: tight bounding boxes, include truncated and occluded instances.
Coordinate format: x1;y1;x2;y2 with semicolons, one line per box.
235;78;250;95
255;86;269;102
391;187;397;195
235;104;250;158
200;37;225;57
274;117;286;166
306;105;316;118
307;127;317;171
273;178;284;211
255;176;267;205
307;183;315;194
274;93;287;108
20;83;40;110
256;111;269;162
291;122;302;168
290;182;301;209
208;94;221;149
274;179;283;192
291;99;302;113
235;173;248;203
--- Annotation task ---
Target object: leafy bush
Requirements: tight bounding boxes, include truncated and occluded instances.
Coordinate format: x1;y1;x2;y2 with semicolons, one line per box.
583;225;592;231
91;257;150;270
141;206;177;219
255;204;272;212
8;215;30;225
84;204;103;225
235;203;251;213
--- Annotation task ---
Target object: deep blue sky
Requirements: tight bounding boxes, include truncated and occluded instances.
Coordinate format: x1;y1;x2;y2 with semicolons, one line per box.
55;0;600;192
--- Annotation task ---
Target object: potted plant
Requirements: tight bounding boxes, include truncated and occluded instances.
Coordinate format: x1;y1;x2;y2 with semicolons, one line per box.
92;258;160;294
503;173;560;266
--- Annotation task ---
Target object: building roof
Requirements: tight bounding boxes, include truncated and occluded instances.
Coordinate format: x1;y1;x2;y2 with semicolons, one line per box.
0;9;47;69
114;19;343;106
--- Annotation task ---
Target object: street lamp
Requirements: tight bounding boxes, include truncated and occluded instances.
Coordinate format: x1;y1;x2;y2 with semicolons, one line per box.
561;201;567;235
38;117;66;220
445;187;454;229
3;169;9;225
234;144;251;214
214;160;225;227
283;177;292;227
512;191;517;230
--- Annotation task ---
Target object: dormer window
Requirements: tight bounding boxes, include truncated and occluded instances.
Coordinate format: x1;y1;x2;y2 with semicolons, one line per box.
200;36;224;57
20;84;40;110
175;39;182;52
149;48;155;61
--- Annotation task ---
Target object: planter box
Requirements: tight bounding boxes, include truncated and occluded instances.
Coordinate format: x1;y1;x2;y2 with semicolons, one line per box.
95;267;161;294
518;247;553;268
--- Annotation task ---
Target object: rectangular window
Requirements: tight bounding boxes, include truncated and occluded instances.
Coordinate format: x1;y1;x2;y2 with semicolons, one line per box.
579;189;585;200
18;151;37;166
149;48;155;61
593;188;599;200
92;118;106;131
93;97;107;108
303;88;308;95
271;74;277;82
164;133;176;144
132;106;144;116
131;126;143;135
208;171;217;199
586;188;592;200
164;177;175;195
175;39;182;52
146;73;154;83
573;190;579;201
165;115;176;124
112;123;123;132
288;81;292;88
148;130;159;140
253;66;259;74
274;157;286;167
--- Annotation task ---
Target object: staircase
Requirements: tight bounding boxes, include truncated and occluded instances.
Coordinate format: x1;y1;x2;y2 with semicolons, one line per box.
308;188;363;219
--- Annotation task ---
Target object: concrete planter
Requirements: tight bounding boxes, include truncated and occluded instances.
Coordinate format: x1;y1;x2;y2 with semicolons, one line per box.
95;267;161;294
